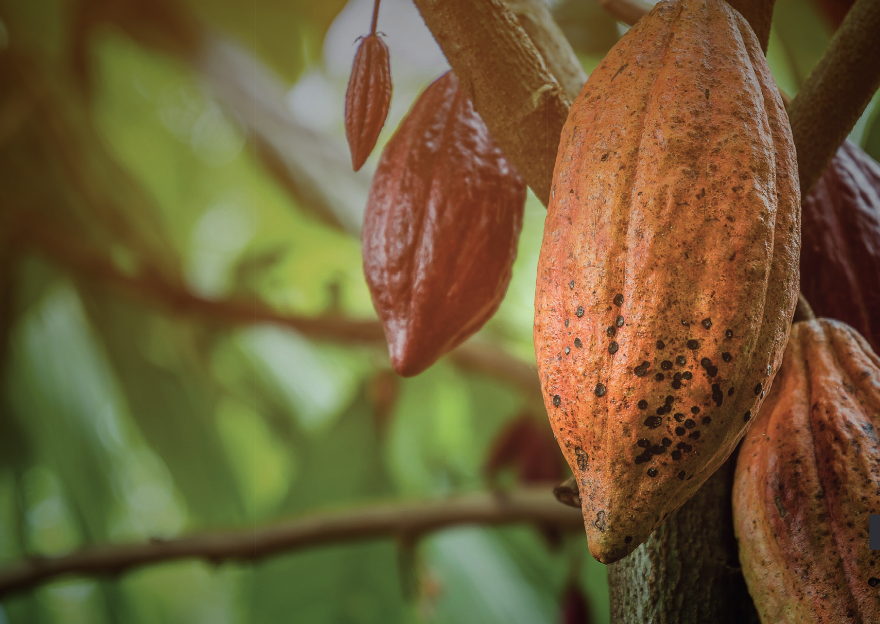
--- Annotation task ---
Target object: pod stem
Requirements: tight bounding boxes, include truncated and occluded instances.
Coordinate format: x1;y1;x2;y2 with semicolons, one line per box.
370;0;381;35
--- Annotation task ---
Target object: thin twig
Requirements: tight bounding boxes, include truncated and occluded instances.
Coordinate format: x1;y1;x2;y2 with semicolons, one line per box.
0;486;582;596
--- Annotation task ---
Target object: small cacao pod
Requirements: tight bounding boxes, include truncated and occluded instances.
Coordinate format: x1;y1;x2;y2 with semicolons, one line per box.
733;318;880;623
345;34;392;171
485;413;565;485
534;0;800;563
363;71;526;377
801;140;880;352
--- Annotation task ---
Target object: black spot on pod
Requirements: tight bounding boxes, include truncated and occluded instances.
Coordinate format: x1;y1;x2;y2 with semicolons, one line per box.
744;411;751;422
676;355;687;366
595;511;606;532
656;340;665;350
595;383;607;397
673;372;682;381
675;426;686;436
606;326;616;337
684;419;696;429
688;431;700;440
638;400;648;409
644;416;663;428
707;366;718;377
869;577;880;588
609;342;619;354
722;352;732;362
649;444;665;455
661;360;673;370
624;536;633;544
711;383;724;406
637;439;650;448
682;371;693;380
576;306;584;317
661;437;672;446
687;339;699;350
656;405;669;415
634;451;652;464
613;294;624;306
565;347;571;355
725;329;733;339
574;338;583;348
575;447;589;471
671;450;682;460
553;395;561;407
655;373;665;381
754;383;762;395
674;413;685;422
691;406;700;414
647;468;658;477
565;319;569;327
671;380;682;390
634;362;650;377
616;315;625;327
569;280;575;289
701;357;712;368
701;318;712;329
728;387;734;396
665;395;674;405
702;416;712;425
678;471;686;480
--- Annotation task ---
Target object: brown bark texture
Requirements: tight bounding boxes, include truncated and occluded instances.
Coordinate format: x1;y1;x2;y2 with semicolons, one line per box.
606;455;760;624
411;0;570;206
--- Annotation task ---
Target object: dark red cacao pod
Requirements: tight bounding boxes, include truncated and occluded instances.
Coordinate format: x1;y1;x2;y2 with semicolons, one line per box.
485;414;565;485
362;71;526;377
345;34;392;171
534;0;799;563
800;140;880;352
733;318;880;623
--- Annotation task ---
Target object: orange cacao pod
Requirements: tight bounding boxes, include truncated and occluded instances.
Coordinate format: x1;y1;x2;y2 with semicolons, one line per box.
345;34;392;171
801;140;880;352
363;71;526;377
534;0;800;563
733;319;880;623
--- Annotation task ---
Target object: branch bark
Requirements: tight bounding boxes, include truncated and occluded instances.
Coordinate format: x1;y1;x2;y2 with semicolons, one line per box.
787;0;880;196
0;486;582;597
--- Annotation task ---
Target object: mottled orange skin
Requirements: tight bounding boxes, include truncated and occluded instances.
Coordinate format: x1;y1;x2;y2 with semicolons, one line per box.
364;71;526;377
734;319;880;623
534;0;799;563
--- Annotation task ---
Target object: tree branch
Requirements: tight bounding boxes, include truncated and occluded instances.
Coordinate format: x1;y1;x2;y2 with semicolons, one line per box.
412;0;571;206
0;486;582;597
787;0;880;196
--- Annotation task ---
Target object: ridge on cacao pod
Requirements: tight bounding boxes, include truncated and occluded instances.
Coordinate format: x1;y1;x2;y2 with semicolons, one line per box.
733;318;880;623
362;71;526;377
534;0;800;563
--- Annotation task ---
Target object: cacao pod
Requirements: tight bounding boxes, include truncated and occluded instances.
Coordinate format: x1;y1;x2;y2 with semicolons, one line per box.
363;71;526;377
801;140;880;352
345;34;392;171
733;318;880;623
534;0;800;563
485;413;565;485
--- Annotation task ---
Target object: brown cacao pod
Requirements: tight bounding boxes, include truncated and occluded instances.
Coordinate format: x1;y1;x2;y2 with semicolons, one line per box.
534;0;800;563
733;318;880;623
345;34;392;171
801;140;880;352
363;71;526;377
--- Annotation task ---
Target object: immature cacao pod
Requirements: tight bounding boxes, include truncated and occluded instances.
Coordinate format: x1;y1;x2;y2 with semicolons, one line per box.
733;319;880;623
801;140;880;352
345;34;392;171
534;0;800;563
363;71;526;377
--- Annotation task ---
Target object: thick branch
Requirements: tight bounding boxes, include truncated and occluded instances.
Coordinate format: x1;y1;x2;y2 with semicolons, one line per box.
0;486;581;596
412;0;571;206
787;0;880;196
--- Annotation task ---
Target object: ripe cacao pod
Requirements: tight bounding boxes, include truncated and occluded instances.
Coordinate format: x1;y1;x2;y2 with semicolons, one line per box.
363;71;526;377
534;0;800;563
345;34;392;171
733;318;880;623
801;140;880;352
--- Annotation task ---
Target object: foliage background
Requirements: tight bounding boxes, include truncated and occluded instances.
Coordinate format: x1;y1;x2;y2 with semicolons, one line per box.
0;0;878;622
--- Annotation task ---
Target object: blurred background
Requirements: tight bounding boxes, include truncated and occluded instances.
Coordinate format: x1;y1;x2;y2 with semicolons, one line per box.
0;0;877;621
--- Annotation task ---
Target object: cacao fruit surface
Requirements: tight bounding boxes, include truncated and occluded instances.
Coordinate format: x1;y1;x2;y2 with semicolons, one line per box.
363;71;526;377
345;34;392;171
534;0;800;563
801;140;880;352
733;319;880;623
